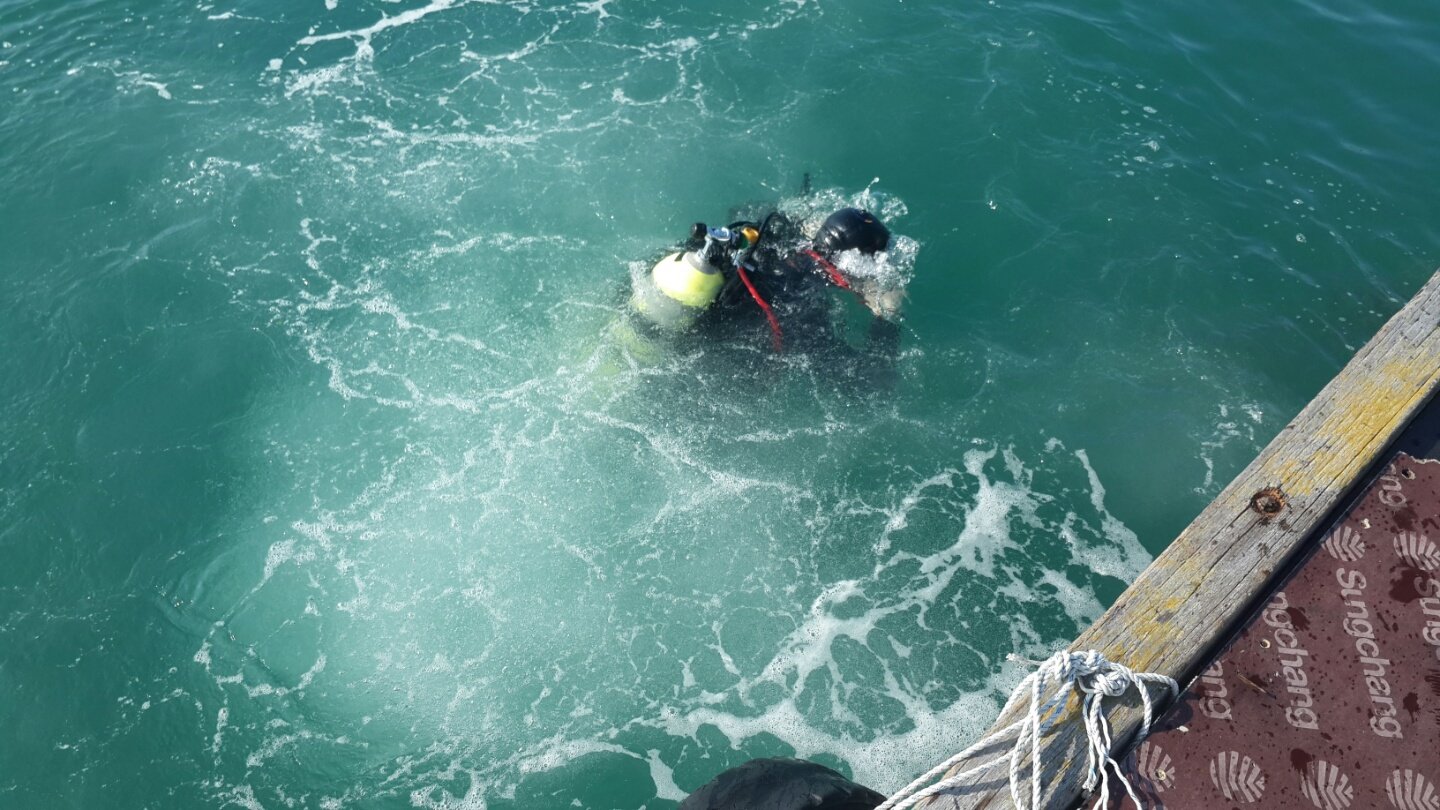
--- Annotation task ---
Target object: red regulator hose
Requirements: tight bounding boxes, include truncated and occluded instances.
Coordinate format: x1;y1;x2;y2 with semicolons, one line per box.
736;263;784;353
803;248;852;290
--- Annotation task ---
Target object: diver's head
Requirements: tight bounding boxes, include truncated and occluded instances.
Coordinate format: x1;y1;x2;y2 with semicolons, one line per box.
813;208;889;256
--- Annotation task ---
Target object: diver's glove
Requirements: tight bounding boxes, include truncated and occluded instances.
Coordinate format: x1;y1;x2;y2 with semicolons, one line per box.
845;276;905;321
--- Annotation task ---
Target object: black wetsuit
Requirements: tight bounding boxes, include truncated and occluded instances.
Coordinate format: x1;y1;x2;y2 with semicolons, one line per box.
697;213;901;369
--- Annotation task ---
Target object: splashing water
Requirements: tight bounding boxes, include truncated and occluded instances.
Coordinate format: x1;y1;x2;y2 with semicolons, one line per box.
2;0;1438;807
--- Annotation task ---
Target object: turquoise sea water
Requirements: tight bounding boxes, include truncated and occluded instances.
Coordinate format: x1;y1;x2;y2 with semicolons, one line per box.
2;0;1438;807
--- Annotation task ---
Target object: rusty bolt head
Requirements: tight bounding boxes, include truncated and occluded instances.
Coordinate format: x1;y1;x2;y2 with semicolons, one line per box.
1250;486;1287;520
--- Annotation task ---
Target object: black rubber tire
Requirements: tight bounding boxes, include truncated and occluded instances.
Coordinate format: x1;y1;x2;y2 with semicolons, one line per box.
679;758;886;810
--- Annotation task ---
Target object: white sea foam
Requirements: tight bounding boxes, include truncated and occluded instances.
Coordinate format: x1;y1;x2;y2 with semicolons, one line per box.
188;324;1147;807
195;250;1145;803
221;785;266;810
167;28;1150;799
646;749;686;801
212;707;229;754
410;782;488;810
297;0;460;53
1074;448;1149;580
575;0;612;20
66;61;173;99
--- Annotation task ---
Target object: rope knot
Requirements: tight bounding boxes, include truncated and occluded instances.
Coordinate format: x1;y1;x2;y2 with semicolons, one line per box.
1080;662;1136;698
876;649;1180;810
1047;651;1079;682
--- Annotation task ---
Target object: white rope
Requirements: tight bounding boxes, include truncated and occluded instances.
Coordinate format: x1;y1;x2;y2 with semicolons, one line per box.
876;650;1179;810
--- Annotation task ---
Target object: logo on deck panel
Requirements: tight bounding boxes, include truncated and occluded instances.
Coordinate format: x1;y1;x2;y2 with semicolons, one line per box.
1134;741;1173;793
1300;760;1354;810
1386;769;1440;810
1395;532;1440;571
1323;526;1366;562
1209;751;1265;803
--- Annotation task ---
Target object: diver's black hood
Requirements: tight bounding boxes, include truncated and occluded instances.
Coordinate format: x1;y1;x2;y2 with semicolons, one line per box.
813;208;889;256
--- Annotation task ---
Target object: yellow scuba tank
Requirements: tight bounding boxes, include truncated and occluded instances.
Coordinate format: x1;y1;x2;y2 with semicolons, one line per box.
631;250;724;330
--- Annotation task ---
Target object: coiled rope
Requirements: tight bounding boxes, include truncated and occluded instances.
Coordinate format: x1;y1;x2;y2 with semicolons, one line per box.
876;650;1179;810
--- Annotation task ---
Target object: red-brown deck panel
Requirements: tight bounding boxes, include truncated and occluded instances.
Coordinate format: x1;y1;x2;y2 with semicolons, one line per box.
1094;451;1440;810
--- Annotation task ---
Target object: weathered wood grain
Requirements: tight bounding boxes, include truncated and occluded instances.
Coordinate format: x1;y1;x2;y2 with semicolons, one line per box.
929;269;1440;810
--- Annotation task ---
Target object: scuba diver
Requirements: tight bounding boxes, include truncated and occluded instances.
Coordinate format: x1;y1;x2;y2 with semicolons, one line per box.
625;206;905;381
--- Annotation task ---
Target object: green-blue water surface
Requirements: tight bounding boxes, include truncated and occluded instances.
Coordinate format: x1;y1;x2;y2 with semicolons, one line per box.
2;0;1438;807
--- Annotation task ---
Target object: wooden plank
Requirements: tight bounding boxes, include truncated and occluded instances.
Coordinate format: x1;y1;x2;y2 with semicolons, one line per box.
929;269;1440;810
